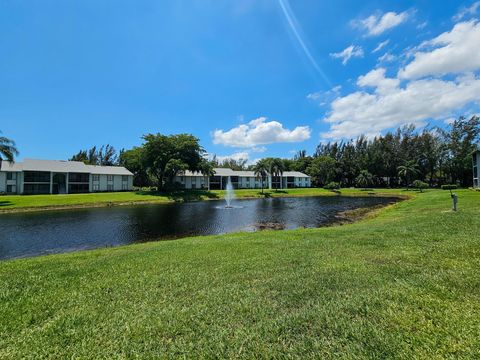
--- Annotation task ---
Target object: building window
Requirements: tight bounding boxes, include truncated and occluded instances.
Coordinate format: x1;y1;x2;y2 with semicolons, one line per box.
93;184;100;191
6;185;16;193
107;175;114;182
68;183;89;194
6;172;17;181
68;172;90;183
107;184;114;191
122;183;128;191
23;183;50;194
24;171;50;183
92;174;100;182
122;175;128;182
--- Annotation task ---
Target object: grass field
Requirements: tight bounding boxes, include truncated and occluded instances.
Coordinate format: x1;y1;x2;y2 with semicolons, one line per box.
1;189;479;358
0;187;398;212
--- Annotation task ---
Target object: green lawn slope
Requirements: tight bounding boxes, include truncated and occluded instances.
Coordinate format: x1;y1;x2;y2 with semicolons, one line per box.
0;189;479;358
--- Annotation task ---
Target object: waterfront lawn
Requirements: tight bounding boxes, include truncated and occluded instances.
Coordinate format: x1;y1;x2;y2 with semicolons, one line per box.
0;187;409;212
0;189;479;358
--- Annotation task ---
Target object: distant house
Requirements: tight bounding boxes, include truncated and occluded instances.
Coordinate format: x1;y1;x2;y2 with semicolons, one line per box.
474;149;479;188
174;168;311;190
0;159;133;195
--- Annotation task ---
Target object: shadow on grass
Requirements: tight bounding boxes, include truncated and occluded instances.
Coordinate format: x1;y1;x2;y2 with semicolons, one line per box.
257;190;288;198
135;189;220;202
0;200;13;207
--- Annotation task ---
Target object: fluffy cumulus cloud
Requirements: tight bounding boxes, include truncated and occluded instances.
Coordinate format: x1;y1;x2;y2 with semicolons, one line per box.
322;71;480;139
319;20;480;140
212;117;311;147
330;45;364;65
355;11;409;36
399;20;480;79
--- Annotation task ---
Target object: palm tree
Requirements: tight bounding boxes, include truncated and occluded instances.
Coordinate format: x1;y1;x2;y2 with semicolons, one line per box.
0;132;19;170
199;160;215;190
269;158;285;191
253;159;269;194
397;160;419;190
355;170;373;190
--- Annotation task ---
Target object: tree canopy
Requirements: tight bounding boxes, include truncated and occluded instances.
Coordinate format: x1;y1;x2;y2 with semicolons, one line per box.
0;132;19;162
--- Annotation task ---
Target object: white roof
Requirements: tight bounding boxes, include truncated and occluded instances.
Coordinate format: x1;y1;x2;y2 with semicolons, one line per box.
0;159;133;175
0;160;23;172
282;171;310;178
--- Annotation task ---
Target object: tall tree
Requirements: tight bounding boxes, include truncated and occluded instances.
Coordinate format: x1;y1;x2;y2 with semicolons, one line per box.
253;159;269;194
306;156;337;187
142;133;205;190
355;170;373;190
0;132;19;162
268;158;285;190
397;160;420;189
119;147;150;187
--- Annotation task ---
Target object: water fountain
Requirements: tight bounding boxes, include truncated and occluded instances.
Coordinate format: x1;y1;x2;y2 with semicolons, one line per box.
225;176;235;208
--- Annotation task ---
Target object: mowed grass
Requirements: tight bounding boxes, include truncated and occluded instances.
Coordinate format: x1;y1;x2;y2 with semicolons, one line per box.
0;187;380;212
1;190;479;358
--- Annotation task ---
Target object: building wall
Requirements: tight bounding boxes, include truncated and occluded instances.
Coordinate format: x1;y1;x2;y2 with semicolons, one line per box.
174;175;311;189
0;172;5;192
474;151;479;188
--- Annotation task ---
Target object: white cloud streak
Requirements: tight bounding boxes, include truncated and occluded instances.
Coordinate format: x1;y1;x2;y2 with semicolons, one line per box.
372;39;390;53
330;45;364;65
453;1;480;21
278;0;332;86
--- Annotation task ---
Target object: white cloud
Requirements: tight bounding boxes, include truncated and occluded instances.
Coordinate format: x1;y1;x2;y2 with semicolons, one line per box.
251;146;267;153
453;1;480;21
321;70;480;139
399;20;480;79
378;52;396;62
316;20;480;140
215;151;249;163
212;117;311;147
372;39;390;53
417;21;428;30
330;45;364;65
307;85;342;105
355;11;409;36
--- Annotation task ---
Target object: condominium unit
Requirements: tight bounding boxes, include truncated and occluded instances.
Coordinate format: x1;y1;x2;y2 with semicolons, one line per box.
174;167;311;190
0;159;133;195
474;149;479;188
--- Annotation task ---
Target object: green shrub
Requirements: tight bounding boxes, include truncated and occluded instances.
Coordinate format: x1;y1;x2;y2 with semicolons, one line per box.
324;181;341;190
413;180;428;192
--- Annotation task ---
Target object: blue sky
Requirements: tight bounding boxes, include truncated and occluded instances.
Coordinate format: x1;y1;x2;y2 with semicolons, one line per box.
1;0;479;163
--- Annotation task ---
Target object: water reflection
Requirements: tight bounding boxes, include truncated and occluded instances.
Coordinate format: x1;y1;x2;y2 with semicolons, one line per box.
0;196;396;260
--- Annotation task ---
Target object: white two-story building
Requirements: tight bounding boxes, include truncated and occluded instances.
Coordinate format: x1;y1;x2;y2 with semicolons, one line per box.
0;159;133;195
174;167;311;190
474;149;479;188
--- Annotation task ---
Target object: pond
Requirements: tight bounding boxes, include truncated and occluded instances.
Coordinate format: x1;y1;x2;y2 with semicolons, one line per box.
0;196;397;260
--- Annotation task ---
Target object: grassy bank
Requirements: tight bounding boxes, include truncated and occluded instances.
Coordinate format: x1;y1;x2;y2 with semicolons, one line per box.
1;189;479;358
0;187;404;213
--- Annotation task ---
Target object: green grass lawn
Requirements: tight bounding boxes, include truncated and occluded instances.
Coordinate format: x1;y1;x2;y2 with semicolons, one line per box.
1;189;479;358
0;187;398;212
